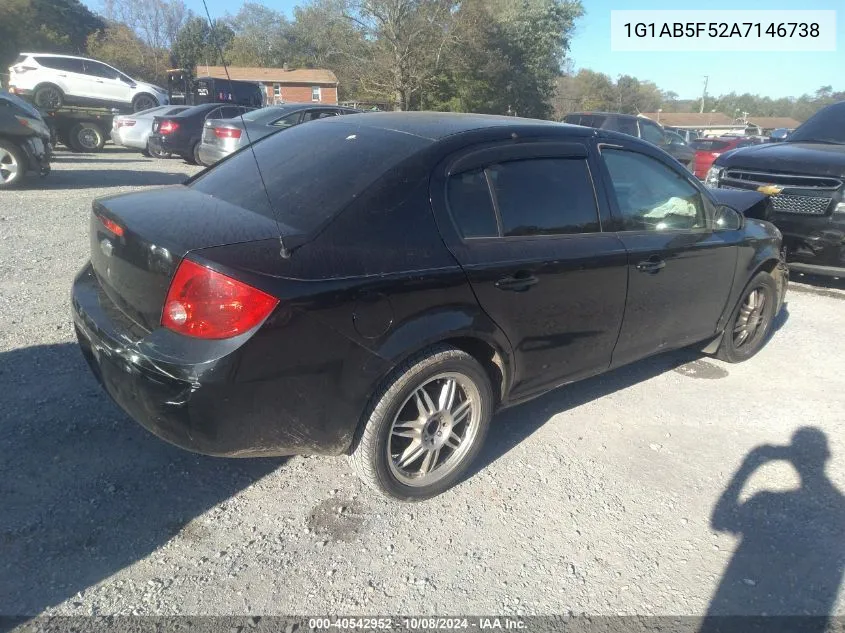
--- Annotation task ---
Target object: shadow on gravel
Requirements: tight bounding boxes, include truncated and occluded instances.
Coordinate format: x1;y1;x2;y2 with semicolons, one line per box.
35;170;188;190
49;156;151;164
0;343;283;616
474;304;791;477
700;428;845;632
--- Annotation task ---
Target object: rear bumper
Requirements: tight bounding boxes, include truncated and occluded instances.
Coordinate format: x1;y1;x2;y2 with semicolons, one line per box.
71;263;379;457
197;143;230;166
148;134;190;158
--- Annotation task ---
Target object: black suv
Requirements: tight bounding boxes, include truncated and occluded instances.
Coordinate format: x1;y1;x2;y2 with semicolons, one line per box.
563;112;694;170
708;101;845;277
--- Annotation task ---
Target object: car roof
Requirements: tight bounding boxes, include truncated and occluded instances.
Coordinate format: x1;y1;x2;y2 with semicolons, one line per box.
565;111;640;119
317;111;576;141
22;53;98;62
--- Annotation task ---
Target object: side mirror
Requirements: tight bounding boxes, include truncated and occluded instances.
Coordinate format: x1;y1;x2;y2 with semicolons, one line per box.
714;205;743;231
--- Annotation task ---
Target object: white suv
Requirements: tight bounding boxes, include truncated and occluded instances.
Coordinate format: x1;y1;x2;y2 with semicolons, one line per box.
8;53;169;113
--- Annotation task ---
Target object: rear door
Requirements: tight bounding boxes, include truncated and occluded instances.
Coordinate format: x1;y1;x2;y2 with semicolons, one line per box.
37;56;90;98
432;141;628;399
595;141;741;367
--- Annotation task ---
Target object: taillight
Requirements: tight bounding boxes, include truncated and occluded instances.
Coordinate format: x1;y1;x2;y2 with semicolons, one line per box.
161;259;278;339
213;127;242;139
96;212;124;237
159;120;179;135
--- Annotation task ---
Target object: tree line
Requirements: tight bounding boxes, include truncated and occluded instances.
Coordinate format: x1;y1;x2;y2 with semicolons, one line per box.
1;0;841;121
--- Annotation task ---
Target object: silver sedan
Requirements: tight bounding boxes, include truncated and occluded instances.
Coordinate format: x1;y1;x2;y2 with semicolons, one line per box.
111;105;191;156
198;103;360;166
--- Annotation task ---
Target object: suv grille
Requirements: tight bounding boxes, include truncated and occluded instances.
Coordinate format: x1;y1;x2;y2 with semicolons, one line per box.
719;169;841;216
769;194;832;215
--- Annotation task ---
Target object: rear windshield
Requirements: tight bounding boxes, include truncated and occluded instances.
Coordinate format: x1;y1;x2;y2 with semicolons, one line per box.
190;119;432;234
691;140;730;151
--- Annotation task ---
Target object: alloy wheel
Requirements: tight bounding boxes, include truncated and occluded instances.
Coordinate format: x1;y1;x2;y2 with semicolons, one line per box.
733;288;768;348
35;87;61;110
133;95;157;112
0;147;19;184
387;372;481;487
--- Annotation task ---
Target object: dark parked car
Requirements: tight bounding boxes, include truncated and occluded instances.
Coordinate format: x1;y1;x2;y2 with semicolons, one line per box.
72;113;787;500
707;101;845;276
0;90;51;188
198;103;361;166
147;102;254;165
563;111;694;169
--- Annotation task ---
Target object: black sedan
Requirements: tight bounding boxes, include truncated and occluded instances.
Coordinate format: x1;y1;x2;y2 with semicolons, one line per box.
147;102;254;164
72;113;788;500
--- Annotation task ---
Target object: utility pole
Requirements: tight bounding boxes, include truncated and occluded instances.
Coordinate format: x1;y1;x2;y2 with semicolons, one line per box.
699;76;709;114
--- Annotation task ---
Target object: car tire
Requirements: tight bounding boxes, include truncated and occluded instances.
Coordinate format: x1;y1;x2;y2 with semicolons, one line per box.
0;140;28;189
190;142;203;166
714;271;779;364
132;94;159;113
33;84;64;111
349;345;494;501
68;123;105;153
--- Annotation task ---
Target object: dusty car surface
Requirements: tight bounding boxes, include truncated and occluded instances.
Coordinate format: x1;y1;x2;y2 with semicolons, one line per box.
71;112;788;500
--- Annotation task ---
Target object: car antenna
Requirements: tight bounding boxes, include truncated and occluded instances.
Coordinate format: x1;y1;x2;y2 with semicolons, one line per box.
200;0;292;259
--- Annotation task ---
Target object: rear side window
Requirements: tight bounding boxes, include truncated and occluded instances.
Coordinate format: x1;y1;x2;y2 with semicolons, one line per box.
36;56;84;73
489;159;599;236
447;170;498;238
191;121;432;234
447;158;600;238
611;117;638;137
563;114;582;125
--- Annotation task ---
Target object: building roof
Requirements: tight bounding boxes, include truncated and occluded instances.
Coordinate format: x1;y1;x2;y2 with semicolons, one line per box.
746;116;801;129
195;66;339;85
640;112;738;127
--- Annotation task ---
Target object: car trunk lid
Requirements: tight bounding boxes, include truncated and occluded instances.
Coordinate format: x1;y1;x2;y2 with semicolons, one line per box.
89;186;281;332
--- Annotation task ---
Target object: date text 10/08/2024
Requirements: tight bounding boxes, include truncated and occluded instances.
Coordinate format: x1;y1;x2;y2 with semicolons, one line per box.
623;22;820;38
308;618;527;630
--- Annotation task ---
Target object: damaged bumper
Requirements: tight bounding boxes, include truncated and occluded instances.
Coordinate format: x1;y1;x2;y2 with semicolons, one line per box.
71;263;355;457
775;212;845;277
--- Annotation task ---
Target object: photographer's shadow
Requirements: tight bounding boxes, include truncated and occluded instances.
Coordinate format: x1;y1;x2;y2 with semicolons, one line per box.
702;428;845;632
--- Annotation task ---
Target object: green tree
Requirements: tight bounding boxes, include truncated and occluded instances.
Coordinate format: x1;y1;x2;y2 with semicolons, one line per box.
171;16;231;71
225;3;292;67
86;22;170;84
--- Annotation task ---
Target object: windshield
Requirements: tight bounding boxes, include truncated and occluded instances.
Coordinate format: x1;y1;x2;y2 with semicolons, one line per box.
787;102;845;144
191;118;431;234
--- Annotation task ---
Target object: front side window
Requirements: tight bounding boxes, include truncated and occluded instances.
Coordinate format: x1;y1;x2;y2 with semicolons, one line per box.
639;121;667;146
602;149;708;232
311;86;321;102
84;61;118;79
446;158;600;238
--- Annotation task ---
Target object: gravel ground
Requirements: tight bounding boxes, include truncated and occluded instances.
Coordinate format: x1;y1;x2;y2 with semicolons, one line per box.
2;147;845;619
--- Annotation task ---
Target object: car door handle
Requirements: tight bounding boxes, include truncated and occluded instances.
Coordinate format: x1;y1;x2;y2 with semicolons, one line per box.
636;257;666;274
95;79;104;83
495;272;539;292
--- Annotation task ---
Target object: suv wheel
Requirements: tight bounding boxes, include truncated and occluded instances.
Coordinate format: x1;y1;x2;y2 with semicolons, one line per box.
33;84;63;111
0;141;27;189
349;345;494;500
714;271;778;363
132;94;158;112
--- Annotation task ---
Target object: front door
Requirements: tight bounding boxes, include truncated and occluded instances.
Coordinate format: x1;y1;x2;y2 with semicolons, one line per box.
434;141;629;399
82;61;131;104
596;144;742;367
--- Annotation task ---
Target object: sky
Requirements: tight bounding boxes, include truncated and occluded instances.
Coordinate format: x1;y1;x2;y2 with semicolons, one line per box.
83;0;843;100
